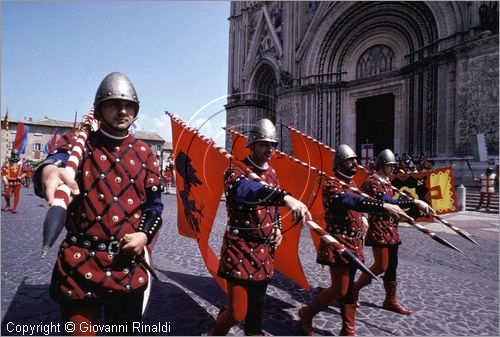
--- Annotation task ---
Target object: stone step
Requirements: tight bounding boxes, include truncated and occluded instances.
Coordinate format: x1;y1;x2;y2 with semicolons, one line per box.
465;190;499;211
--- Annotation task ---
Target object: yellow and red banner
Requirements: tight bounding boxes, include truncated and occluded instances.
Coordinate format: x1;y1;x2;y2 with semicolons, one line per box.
391;166;459;221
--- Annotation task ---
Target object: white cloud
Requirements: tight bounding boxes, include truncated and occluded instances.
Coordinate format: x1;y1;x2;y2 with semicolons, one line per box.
136;113;171;141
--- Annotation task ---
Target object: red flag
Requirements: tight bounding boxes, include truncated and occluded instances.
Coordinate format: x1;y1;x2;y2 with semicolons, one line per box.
12;123;25;151
170;114;228;292
228;128;248;160
288;125;335;176
49;130;58;153
287;125;368;186
2;109;8;130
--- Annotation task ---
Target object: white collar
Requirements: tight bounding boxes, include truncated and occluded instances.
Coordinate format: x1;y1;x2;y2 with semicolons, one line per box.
373;172;390;183
247;156;269;170
99;128;129;140
336;170;353;180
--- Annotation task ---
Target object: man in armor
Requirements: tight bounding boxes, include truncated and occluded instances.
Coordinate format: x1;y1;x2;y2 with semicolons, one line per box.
474;167;497;212
209;118;312;336
2;149;25;213
298;145;412;336
34;72;163;335
353;149;435;316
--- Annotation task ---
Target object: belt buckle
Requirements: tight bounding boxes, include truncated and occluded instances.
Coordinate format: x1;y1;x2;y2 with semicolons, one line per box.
108;240;120;258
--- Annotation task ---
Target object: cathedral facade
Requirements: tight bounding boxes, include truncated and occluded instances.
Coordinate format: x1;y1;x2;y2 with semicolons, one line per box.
225;1;499;159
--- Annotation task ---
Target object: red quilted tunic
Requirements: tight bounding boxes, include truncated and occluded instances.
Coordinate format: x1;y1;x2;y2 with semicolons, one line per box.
217;159;282;285
317;176;366;266
4;163;23;186
50;130;161;302
360;175;401;246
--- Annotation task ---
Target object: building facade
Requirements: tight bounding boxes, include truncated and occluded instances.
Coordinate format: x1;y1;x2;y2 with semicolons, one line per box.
225;1;499;161
1;117;172;169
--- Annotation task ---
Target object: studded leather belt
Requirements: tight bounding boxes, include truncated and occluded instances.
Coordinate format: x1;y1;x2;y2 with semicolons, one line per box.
65;233;123;257
327;228;364;239
65;233;159;280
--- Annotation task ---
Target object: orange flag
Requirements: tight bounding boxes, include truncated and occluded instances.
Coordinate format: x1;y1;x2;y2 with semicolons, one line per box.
285;126;368;253
287;125;369;187
170;114;228;292
287;125;335;176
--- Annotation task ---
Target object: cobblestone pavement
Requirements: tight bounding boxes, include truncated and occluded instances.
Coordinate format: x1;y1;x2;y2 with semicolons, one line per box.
1;188;498;336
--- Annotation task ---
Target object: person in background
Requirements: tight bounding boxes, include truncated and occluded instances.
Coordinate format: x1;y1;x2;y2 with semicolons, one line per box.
474;167;497;212
2;149;25;213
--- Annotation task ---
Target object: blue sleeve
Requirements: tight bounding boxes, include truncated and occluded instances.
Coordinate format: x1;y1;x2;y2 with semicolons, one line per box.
332;192;384;212
144;187;164;215
229;179;288;208
48;152;70;164
33;151;71;198
378;193;414;208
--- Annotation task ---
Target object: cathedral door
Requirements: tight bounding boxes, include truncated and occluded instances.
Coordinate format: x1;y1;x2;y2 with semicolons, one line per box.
356;93;394;156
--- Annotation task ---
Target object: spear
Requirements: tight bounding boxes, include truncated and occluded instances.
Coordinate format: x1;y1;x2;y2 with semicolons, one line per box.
432;214;479;246
41;109;97;257
364;168;478;246
333;168;464;254
168;113;381;281
226;124;463;253
304;220;381;283
410;221;463;253
233;159;383;283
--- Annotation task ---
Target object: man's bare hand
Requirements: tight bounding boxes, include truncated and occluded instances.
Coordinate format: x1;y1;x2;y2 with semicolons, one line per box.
120;232;148;255
41;165;79;205
382;203;414;223
414;199;436;216
283;195;312;224
270;228;283;247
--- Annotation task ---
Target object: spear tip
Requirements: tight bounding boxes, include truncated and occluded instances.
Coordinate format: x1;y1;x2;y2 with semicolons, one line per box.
432;235;463;254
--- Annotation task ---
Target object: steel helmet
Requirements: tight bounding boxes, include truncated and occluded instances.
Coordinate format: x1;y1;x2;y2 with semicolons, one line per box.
246;118;279;147
374;149;397;170
334;144;357;166
94;72;140;117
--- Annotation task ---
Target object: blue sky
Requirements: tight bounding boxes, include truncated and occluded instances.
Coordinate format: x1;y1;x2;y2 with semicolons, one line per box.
1;1;230;143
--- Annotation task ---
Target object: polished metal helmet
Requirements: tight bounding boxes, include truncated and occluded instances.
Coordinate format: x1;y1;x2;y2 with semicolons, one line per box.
94;72;140;117
374;149;397;170
334;144;357;166
246;118;278;147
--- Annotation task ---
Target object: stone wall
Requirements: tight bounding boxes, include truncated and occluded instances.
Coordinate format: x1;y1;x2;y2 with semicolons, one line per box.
455;34;499;156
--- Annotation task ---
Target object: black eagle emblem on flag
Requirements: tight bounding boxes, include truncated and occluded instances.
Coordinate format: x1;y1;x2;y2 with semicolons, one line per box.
175;151;204;236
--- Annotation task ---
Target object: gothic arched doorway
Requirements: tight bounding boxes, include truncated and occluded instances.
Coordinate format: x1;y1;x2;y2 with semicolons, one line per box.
356;93;395;156
251;63;277;124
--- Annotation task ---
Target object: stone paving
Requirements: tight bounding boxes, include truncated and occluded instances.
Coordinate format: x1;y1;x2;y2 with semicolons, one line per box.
1;187;499;336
